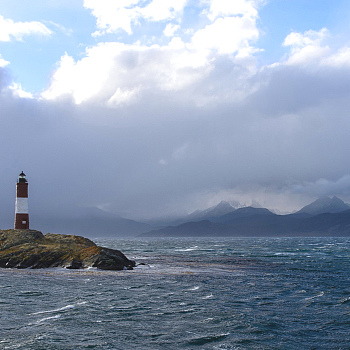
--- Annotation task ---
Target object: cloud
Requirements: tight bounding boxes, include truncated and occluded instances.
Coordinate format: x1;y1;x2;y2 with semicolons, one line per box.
0;66;11;91
84;0;140;35
34;6;350;217
0;54;9;67
140;0;188;22
3;1;350;224
3;38;350;220
283;31;350;71
322;47;350;68
282;28;331;66
283;28;329;48
191;16;259;55
84;0;188;35
163;23;180;37
43;0;262;105
9;83;33;99
0;15;52;42
41;39;259;107
292;176;350;199
41;0;263;110
207;0;259;21
42;41;215;104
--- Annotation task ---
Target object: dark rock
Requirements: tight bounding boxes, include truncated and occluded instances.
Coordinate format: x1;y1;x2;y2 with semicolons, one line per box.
0;229;135;270
66;258;84;269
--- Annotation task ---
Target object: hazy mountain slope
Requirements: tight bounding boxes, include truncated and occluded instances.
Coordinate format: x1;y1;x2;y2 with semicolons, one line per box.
212;207;275;223
141;209;350;237
297;196;349;215
150;201;237;226
31;207;152;237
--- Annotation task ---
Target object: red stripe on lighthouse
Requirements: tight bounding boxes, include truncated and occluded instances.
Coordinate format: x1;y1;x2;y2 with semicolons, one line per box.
16;182;28;198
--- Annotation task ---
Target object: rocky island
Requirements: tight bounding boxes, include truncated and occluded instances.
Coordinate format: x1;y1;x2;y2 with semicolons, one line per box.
0;229;135;270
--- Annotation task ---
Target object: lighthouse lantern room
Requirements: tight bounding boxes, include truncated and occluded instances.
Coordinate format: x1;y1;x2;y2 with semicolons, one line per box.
14;171;29;230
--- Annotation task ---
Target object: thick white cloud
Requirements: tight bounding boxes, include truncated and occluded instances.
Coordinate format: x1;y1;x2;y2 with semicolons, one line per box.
41;38;258;106
9;83;33;99
0;15;52;42
282;28;330;66
83;0;140;35
163;23;180;37
42;48;119;104
191;16;259;55
42;41;216;104
281;28;350;73
44;0;261;105
323;47;350;67
84;0;188;35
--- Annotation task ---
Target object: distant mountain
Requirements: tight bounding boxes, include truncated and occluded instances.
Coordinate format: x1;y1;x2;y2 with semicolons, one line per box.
143;220;227;237
186;201;236;222
141;206;350;237
212;207;275;223
148;200;238;226
297;196;350;215
142;206;278;237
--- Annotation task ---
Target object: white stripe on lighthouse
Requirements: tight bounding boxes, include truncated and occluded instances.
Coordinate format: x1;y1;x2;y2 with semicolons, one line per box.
15;198;28;214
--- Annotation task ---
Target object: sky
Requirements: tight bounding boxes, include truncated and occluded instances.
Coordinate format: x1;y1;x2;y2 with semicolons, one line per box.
1;0;350;226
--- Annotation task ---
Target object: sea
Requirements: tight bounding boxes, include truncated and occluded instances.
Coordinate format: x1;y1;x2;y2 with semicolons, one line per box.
0;237;349;350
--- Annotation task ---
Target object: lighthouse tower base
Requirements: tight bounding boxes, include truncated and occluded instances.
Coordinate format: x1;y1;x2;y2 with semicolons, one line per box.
14;213;29;230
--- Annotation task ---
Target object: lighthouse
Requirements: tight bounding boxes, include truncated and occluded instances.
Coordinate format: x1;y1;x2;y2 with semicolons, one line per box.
14;171;29;230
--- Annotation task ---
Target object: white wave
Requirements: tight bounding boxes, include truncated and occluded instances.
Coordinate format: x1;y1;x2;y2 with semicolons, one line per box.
189;286;200;291
202;293;213;299
36;315;61;324
305;291;324;301
175;246;199;252
274;252;298;256
182;308;195;313
30;301;87;315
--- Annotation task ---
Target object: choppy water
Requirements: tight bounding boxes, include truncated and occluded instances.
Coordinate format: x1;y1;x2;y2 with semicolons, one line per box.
1;237;350;349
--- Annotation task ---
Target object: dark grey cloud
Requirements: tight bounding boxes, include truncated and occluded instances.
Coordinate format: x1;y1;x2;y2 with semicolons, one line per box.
249;64;350;117
0;67;10;91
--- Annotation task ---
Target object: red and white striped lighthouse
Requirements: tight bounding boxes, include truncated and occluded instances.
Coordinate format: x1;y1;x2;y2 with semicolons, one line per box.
14;171;29;230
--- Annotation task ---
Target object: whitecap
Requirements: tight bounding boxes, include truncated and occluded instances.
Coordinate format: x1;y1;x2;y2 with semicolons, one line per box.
175;246;199;252
202;293;213;299
305;291;324;301
189;286;200;291
30;301;87;315
36;315;61;324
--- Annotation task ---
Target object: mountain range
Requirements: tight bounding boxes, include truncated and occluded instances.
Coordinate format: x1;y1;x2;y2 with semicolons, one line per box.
24;196;350;237
141;196;350;237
